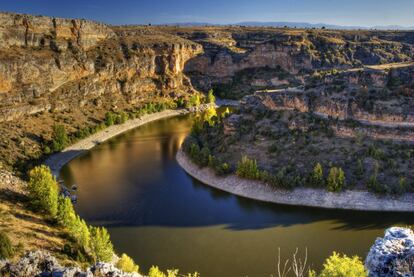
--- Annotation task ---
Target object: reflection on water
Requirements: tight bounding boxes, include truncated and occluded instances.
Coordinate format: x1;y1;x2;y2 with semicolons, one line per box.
61;114;414;277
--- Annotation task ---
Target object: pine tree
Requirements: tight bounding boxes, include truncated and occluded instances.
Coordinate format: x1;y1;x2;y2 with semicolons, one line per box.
327;167;346;192
89;226;114;262
117;253;139;273
57;195;77;228
51;124;68;152
28;165;59;217
309;163;324;187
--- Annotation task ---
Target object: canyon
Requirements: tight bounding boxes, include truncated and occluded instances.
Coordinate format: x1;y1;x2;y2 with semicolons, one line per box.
1;10;414;276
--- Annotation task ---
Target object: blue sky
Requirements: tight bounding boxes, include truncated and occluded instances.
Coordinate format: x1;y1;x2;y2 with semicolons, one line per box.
1;0;413;27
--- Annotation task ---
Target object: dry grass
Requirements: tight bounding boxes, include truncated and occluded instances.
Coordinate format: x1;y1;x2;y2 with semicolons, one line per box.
0;170;74;264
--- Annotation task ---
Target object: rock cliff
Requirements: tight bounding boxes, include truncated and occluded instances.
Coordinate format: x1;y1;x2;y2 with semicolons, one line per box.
0;12;202;122
163;27;414;98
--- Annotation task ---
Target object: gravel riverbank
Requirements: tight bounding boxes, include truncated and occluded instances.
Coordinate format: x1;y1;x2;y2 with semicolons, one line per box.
176;149;414;212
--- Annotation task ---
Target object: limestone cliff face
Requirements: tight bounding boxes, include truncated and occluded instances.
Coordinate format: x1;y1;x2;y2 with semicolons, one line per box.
166;27;414;97
0;13;203;122
0;12;115;50
243;63;414;127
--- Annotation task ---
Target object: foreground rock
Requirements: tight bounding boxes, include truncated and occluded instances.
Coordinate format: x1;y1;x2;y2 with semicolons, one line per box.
0;251;143;277
366;227;414;276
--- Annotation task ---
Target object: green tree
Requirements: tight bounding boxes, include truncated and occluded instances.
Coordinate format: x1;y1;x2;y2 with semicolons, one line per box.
186;94;201;108
0;231;14;259
57;195;77;228
327;167;345;192
202;107;218;126
236;156;260;179
319;252;367;277
116;112;129;124
105;112;117;126
51;124;68;152
308;163;324;187
89;226;114;262
28;165;59;217
206;89;215;104
117;253;139;273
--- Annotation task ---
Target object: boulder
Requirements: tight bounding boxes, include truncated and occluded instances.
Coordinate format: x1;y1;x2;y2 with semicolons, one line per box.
365;227;414;277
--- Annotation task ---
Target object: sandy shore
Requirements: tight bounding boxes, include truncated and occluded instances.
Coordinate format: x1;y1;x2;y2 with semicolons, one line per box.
45;107;202;177
176;149;414;212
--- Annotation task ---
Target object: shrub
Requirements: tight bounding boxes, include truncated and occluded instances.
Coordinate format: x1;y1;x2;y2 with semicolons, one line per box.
51;124;68;152
116;112;129;125
318;252;367;277
89;226;114;262
57;195;77;228
28;165;59;217
148;266;199;277
189;143;201;161
206;89;215;104
186;94;201;108
149;266;167;277
198;146;211;167
355;159;364;179
105;112;117;126
308;163;324;187
326;167;345;192
117;253;139;273
366;164;387;194
202;107;218;126
0;231;14;259
71;216;91;251
62;243;89;263
236;156;260;179
208;155;231;175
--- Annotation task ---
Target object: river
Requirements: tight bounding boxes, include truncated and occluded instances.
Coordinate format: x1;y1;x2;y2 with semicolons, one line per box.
60;113;413;277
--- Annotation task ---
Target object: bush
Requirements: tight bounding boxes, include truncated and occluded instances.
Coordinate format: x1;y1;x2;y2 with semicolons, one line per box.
51;124;68;152
208;155;231;175
355;159;364;179
57;195;77;228
71;216;91;251
116;112;129;125
327;167;345;192
28;165;59;217
206;89;215;104
186;94;201;108
318;252;367;277
117;253;139;273
105;112;117;126
148;266;199;277
89;226;114;262
308;163;324;187
0;231;14;259
236;156;260;179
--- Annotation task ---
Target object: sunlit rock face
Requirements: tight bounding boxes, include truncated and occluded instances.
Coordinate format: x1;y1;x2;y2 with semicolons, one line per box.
0;12;203;122
175;27;414;96
366;227;414;277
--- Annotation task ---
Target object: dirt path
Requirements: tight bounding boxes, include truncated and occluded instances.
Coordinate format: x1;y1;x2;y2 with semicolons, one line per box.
176;149;414;212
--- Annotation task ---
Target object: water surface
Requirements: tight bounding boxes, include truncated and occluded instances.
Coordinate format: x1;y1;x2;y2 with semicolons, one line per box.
61;114;413;277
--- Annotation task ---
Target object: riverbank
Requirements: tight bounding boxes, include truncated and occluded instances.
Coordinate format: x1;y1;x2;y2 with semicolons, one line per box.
45;105;213;177
176;149;414;212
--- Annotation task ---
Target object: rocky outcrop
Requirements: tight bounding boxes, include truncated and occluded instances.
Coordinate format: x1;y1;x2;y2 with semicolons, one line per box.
0;12;203;122
167;27;414;97
0;12;115;50
0;250;142;277
241;62;414;128
366;227;414;277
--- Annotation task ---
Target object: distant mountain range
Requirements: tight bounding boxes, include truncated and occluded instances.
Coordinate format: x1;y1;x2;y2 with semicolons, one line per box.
161;21;414;30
